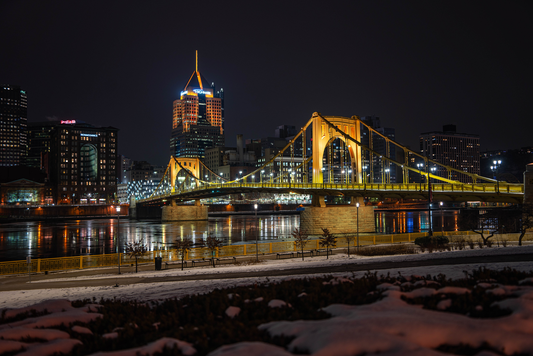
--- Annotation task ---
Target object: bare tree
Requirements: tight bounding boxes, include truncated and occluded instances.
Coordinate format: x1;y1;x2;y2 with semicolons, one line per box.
518;203;533;246
292;228;309;261
125;238;148;273
174;236;194;270
342;232;356;257
459;210;498;246
319;228;337;259
203;235;223;268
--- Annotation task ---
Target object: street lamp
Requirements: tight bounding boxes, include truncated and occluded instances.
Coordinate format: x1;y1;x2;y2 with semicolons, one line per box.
440;201;444;236
384;168;390;184
254;203;259;262
491;160;502;193
430;166;437;183
356;202;360;249
116;205;121;275
416;163;424;191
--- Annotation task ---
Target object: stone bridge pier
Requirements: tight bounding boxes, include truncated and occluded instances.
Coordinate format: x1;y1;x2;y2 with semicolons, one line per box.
161;199;208;222
300;196;375;235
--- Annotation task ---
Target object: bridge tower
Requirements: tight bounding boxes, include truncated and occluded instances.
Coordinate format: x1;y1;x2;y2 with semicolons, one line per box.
162;156;208;222
311;112;362;186
300;112;375;235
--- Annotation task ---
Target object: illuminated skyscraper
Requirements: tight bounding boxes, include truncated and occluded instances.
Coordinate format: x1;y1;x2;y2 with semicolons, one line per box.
170;52;224;158
0;85;28;166
420;125;480;183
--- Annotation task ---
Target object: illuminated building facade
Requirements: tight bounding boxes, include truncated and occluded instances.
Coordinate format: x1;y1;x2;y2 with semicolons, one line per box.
28;120;118;204
170;52;225;158
0;85;27;167
420;125;480;183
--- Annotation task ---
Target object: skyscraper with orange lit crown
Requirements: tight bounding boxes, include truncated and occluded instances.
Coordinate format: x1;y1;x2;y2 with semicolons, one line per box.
170;52;224;158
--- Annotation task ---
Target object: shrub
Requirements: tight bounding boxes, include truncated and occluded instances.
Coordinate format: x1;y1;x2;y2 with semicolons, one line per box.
354;244;417;257
414;236;449;249
467;239;475;249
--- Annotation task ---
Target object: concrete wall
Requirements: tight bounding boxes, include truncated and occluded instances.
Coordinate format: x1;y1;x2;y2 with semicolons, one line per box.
0;205;128;220
162;205;208;222
300;205;375;235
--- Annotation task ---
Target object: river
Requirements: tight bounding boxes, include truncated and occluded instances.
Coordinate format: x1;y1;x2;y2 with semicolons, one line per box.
0;210;460;261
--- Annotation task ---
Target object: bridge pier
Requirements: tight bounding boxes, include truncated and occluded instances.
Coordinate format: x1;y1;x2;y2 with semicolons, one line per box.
161;199;208;222
129;197;137;219
300;196;375;235
525;163;533;203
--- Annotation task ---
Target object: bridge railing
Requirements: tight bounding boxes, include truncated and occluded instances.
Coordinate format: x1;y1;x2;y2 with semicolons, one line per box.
175;181;523;193
2;231;531;276
139;180;523;203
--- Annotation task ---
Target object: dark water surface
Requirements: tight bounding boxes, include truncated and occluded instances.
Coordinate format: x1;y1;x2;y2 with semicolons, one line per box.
0;210;459;261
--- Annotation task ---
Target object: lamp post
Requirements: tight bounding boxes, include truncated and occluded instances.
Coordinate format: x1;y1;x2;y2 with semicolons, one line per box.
440;201;444;236
430;166;436;183
116;205;121;275
491;160;502;193
356;202;360;249
261;170;264;186
417;163;424;191
384;168;390;184
254;203;258;262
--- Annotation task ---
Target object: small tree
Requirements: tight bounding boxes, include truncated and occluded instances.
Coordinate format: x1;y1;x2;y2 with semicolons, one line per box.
174;236;194;270
342;233;356;257
292;228;309;261
204;235;223;268
319;228;337;259
518;203;533;246
125;238;148;273
459;210;497;246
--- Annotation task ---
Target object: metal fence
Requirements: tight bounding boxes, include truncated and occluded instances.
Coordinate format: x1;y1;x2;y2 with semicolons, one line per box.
1;231;530;276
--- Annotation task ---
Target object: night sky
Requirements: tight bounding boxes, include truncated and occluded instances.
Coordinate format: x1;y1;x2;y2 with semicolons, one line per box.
1;1;531;166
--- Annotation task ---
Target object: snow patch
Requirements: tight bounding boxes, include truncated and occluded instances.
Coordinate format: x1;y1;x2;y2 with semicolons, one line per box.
89;337;196;356
207;341;292;356
225;306;241;318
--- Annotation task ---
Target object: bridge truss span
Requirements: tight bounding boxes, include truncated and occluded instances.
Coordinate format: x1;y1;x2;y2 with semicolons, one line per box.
140;112;524;205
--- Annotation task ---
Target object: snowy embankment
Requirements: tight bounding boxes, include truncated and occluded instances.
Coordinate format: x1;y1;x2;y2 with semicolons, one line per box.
0;262;532;355
1;245;532;310
0;245;532;355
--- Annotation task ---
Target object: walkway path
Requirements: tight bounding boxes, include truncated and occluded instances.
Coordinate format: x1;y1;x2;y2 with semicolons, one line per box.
1;251;531;292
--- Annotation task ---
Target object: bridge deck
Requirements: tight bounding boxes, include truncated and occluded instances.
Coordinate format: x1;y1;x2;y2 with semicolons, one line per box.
140;182;524;204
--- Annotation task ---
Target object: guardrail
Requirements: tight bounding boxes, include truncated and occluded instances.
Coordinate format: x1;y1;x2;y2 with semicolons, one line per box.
2;231;530;276
141;181;523;203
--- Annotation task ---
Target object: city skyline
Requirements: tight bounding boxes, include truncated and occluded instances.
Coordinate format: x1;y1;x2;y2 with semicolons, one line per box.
1;1;531;166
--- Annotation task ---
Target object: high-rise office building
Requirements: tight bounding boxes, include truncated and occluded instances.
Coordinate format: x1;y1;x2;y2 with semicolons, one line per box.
1;85;28;166
27;120;118;204
170;52;224;158
420;124;480;183
360;116;399;183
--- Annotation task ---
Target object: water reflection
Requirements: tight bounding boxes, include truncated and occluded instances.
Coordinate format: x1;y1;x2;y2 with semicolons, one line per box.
0;215;300;261
0;211;460;261
376;210;459;234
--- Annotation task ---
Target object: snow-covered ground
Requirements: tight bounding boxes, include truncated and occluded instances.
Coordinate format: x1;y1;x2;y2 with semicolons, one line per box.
1;245;532;310
1;245;532;356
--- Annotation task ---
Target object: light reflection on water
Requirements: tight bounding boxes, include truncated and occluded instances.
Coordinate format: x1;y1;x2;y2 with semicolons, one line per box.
0;210;460;261
376;210;459;234
0;215;300;261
